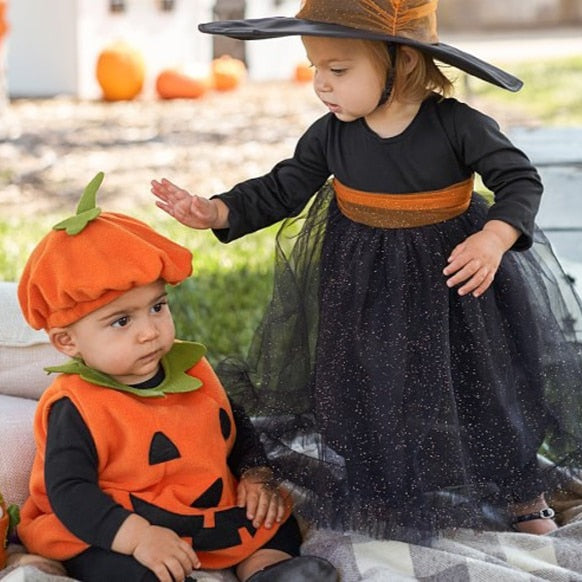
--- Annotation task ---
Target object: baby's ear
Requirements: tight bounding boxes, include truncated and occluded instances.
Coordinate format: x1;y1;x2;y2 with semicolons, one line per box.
48;328;79;357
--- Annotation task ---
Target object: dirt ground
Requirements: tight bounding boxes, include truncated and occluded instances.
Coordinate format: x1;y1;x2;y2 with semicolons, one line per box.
0;80;532;219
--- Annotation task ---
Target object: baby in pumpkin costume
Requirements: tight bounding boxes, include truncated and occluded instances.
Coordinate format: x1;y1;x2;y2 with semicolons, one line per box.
16;174;337;582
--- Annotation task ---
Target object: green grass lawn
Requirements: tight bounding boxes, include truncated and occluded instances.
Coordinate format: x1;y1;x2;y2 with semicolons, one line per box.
462;55;582;125
2;56;580;365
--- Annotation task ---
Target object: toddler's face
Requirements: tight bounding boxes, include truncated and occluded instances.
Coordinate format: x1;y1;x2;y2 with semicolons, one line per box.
63;280;175;385
302;36;385;122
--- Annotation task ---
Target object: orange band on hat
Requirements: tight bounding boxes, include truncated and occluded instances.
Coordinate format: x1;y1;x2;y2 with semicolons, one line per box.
298;0;439;43
333;175;473;228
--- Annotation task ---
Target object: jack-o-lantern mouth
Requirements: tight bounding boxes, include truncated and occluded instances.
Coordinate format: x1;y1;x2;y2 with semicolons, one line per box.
130;494;257;551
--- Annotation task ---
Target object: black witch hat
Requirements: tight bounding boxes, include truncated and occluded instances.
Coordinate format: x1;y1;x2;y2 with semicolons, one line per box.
199;0;522;92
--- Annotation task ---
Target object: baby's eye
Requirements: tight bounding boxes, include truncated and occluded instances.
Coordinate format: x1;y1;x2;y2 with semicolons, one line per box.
330;68;347;75
112;316;130;328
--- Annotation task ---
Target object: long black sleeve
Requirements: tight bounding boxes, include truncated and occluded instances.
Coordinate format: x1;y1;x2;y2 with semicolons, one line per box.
212;116;331;243
45;398;131;549
227;397;269;477
445;101;543;250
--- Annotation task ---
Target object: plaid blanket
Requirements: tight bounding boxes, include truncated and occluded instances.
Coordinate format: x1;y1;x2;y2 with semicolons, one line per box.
4;481;582;582
302;521;582;581
299;476;582;582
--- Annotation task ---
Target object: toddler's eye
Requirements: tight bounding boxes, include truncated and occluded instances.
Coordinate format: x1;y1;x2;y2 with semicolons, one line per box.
331;68;346;75
152;301;167;314
112;316;130;328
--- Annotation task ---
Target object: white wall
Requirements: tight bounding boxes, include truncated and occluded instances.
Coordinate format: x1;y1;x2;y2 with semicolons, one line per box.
7;0;214;99
7;0;79;97
245;0;306;81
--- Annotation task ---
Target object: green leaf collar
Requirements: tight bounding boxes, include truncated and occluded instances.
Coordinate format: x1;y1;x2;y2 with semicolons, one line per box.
45;341;207;397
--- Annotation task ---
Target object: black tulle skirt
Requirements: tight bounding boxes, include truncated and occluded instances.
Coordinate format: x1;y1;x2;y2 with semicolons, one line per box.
217;182;582;542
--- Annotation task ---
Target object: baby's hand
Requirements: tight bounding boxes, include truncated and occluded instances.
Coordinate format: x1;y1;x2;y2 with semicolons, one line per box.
237;467;287;529
132;524;200;582
443;229;506;298
151;178;225;230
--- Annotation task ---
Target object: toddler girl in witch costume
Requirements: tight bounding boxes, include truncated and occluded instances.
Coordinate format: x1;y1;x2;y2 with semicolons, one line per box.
152;0;582;541
16;173;338;582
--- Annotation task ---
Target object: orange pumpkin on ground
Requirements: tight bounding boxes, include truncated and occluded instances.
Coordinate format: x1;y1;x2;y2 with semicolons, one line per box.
155;68;210;100
95;41;145;101
294;61;314;83
0;1;9;41
211;55;247;92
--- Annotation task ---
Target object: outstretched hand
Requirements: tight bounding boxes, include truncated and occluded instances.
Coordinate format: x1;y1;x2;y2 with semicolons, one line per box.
443;220;520;298
151;178;228;230
237;467;288;529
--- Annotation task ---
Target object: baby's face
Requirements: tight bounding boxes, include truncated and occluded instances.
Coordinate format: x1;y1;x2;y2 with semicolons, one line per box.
64;280;175;385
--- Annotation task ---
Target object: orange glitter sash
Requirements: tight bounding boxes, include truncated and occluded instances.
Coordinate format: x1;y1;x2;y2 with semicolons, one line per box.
333;176;474;228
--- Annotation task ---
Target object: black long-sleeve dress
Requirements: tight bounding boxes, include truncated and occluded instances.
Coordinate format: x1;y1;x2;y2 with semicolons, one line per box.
212;94;582;541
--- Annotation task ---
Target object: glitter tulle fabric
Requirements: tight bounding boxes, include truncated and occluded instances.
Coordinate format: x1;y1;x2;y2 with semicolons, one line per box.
217;183;582;542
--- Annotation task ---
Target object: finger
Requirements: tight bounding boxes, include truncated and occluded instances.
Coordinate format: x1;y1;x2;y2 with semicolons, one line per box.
153;180;182;201
443;251;471;276
150;562;172;582
155;200;176;217
160;178;180;191
246;491;260;520
165;555;189;582
151;184;170;202
447;242;466;263
184;544;201;570
252;492;272;527
470;271;495;298
177;543;201;576
276;493;287;522
151;178;176;194
263;493;281;528
237;484;247;507
446;261;481;288
457;268;490;297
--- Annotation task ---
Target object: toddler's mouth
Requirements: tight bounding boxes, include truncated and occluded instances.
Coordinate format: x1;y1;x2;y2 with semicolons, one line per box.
323;101;341;113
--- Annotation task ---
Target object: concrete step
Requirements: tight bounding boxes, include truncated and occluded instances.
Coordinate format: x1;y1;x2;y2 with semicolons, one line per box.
507;127;582;263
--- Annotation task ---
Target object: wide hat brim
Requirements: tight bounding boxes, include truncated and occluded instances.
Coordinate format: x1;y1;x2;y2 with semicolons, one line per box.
199;17;522;92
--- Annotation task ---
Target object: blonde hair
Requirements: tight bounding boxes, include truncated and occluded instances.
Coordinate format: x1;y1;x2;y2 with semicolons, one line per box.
359;39;454;101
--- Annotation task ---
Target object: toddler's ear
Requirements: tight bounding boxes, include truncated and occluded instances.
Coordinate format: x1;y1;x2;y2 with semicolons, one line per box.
48;328;79;357
399;46;421;73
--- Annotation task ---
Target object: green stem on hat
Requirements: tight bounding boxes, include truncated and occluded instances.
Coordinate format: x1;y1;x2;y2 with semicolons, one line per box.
53;171;104;235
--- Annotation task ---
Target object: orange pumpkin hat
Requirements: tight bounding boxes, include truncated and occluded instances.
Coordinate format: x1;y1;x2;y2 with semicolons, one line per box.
18;173;192;331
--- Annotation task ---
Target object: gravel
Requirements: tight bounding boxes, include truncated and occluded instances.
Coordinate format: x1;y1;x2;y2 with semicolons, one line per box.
0;80;527;219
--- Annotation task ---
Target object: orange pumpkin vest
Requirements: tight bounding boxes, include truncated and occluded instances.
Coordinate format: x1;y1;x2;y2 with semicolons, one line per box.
18;356;291;569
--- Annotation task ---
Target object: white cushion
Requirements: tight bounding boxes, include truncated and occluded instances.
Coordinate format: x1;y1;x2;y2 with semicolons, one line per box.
0;282;66;400
0;394;37;508
0;282;48;347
